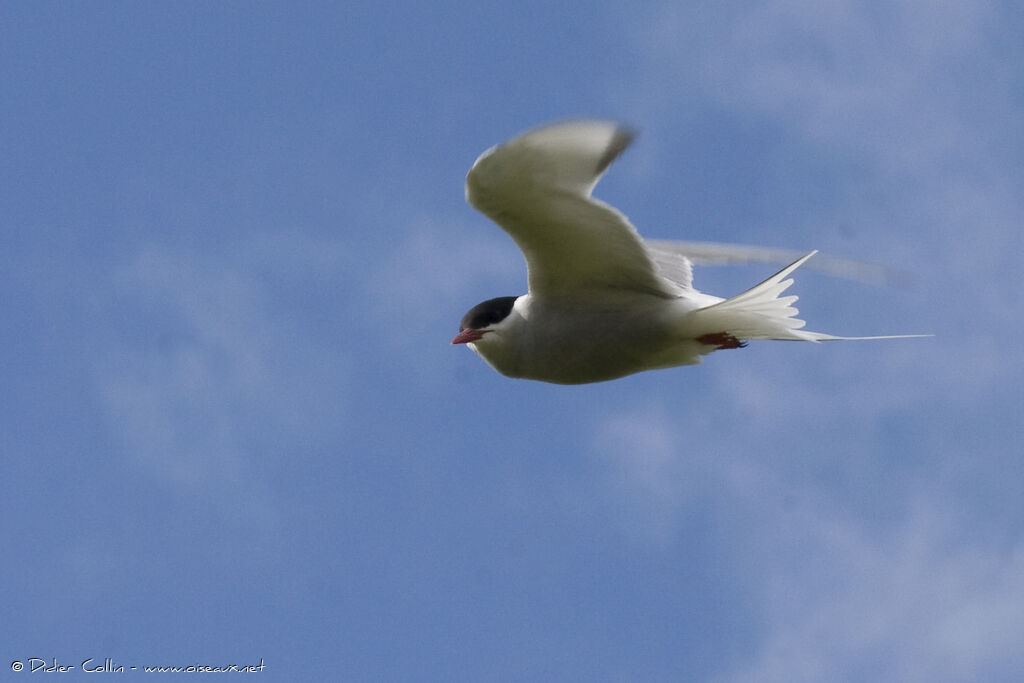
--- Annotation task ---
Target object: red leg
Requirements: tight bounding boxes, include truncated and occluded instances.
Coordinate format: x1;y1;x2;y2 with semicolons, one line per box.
697;332;747;350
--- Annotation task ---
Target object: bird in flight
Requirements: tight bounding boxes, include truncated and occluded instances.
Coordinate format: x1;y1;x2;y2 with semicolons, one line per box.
452;120;927;384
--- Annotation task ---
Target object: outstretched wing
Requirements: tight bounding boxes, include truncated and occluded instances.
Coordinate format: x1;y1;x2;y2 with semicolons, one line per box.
466;120;681;298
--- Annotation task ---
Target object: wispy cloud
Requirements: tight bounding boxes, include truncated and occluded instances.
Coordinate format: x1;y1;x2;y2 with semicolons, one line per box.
634;1;1002;164
368;214;522;318
593;404;708;542
592;401;1024;681
362;213;524;387
716;496;1024;683
96;236;351;521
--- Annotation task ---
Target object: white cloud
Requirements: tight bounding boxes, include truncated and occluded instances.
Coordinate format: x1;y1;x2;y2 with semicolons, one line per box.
634;0;998;164
593;402;1024;681
369;213;523;316
96;236;351;521
594;404;707;542
361;213;525;387
716;496;1024;683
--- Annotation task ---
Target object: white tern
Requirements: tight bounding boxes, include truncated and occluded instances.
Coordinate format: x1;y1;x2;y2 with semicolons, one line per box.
453;120;927;384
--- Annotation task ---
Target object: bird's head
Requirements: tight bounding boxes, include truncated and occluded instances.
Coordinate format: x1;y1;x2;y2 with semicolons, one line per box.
451;296;519;346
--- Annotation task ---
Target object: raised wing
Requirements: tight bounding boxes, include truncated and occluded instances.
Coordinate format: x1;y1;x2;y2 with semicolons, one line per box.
645;240;908;286
465;120;680;298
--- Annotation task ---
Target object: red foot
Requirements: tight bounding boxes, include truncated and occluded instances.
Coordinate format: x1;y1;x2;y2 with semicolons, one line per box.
697;332;747;350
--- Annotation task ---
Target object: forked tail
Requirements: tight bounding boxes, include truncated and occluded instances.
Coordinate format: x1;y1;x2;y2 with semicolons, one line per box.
690;251;930;343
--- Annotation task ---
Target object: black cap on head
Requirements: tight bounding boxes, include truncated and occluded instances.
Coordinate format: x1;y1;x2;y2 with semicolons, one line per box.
459;296;517;331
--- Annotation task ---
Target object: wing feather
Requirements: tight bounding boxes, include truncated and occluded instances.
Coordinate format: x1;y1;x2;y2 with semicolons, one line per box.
645;240;908;286
466;121;680;298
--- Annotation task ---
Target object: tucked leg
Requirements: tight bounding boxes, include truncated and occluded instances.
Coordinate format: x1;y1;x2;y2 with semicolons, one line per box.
697;332;747;350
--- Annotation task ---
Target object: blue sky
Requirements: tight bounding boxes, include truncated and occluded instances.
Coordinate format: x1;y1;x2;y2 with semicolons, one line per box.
2;1;1022;681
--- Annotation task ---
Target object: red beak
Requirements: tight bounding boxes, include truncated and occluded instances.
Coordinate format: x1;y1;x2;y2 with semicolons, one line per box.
451;328;485;345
